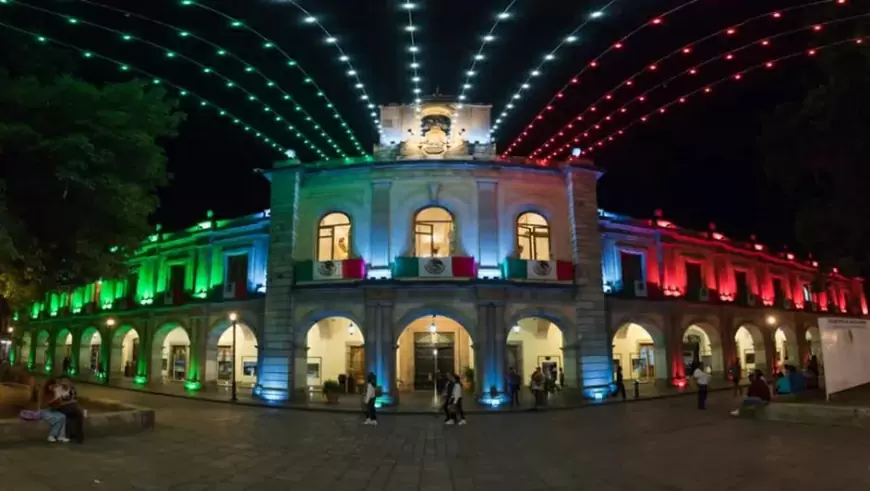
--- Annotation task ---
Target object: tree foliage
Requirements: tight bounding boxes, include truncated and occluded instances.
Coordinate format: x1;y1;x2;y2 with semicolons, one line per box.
0;70;185;312
760;48;870;276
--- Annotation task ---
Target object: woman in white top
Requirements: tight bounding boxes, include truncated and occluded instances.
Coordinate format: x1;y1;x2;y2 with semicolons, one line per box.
448;372;467;425
363;372;378;426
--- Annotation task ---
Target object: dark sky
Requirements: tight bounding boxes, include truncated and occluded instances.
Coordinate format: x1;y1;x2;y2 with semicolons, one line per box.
2;0;864;253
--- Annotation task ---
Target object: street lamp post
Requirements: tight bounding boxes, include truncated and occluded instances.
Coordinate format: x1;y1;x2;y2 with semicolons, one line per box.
229;312;238;402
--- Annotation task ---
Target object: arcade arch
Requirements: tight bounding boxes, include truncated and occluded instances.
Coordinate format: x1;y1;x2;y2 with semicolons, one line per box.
306;316;365;390
682;324;724;375
396;314;474;393
34;330;49;370
205;318;259;388
54;329;72;374
506;317;564;385
734;324;768;375
805;326;823;367
110;325;140;378
150;324;191;383
774;326;800;370
612;322;666;382
79;327;102;376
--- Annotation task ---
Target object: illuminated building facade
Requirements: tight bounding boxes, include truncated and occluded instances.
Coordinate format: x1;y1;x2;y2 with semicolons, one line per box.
13;99;867;404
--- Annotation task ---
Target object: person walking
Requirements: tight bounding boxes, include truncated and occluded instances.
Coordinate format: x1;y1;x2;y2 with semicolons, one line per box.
55;376;84;443
693;362;710;410
615;363;626;401
442;373;456;424
530;368;544;409
61;357;71;375
448;372;466;425
507;367;521;407
730;360;743;396
363;372;378;426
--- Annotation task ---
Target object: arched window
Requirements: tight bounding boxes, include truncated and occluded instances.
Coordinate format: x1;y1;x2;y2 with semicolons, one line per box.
517;212;550;261
414;207;453;257
317;213;351;261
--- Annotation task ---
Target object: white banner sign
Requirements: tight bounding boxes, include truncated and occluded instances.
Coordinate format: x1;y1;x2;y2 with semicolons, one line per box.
819;317;870;398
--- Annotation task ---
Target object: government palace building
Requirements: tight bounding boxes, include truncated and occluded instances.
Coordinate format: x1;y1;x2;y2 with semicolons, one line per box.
11;99;867;405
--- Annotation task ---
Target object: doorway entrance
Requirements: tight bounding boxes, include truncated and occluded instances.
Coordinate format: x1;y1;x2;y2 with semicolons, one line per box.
413;332;454;391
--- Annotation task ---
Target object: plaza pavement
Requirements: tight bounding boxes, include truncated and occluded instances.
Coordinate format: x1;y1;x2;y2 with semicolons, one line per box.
2;385;869;491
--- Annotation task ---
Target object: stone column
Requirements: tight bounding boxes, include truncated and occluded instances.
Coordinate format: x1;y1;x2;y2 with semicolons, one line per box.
47;329;58;374
364;292;396;403
564;163;610;399
70;329;82;375
100;326;112;383
476;179;500;275
796;322;810;367
258;162;301;401
187;317;205;388
369;180;392;275
720;309;737;381
762;329;776;376
474;298;506;401
666;310;683;383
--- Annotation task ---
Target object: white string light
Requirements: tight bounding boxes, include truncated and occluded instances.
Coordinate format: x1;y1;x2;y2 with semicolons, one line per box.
400;1;424;110
285;1;382;135
456;1;517;109
491;1;621;137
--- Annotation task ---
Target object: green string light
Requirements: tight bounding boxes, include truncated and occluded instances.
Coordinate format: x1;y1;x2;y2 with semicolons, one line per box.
187;1;368;154
84;0;368;155
12;1;330;158
0;22;296;158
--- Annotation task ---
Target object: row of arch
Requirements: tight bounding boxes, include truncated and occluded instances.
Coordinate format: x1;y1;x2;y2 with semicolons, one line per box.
317;209;551;261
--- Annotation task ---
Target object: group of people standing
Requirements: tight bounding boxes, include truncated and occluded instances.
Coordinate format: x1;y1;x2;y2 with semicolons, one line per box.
440;372;466;425
506;366;564;408
39;376;85;444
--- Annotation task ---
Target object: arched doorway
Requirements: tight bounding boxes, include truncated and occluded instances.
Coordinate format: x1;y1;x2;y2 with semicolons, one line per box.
205;318;259;388
306;316;365;392
34;330;49;371
506;317;563;387
54;329;72;374
734;324;767;375
682;324;724;376
110;326;140;379
805;326;823;367
396;315;474;396
774;326;799;370
150;324;191;383
612;322;666;383
78;327;102;377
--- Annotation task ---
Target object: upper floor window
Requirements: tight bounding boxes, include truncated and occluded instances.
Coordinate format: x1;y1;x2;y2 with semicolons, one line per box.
517;212;550;261
415;207;453;257
317;213;351;261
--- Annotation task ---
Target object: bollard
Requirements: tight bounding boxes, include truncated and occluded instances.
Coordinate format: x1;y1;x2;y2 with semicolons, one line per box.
633;379;640;399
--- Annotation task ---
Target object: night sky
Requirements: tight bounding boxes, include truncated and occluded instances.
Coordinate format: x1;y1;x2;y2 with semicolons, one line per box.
2;0;864;253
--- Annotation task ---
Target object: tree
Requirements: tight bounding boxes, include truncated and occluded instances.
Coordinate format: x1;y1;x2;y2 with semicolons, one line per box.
760;48;870;276
0;71;185;315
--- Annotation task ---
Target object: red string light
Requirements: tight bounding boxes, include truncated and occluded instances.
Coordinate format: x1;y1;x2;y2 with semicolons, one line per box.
580;35;866;157
504;0;844;158
535;7;866;160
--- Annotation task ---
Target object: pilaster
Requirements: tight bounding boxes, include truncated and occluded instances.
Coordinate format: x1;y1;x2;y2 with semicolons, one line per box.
474;300;506;399
70;330;82;375
720;309;737;381
476;179;499;272
364;295;396;403
369;180;392;272
258;163;301;401
565;164;610;398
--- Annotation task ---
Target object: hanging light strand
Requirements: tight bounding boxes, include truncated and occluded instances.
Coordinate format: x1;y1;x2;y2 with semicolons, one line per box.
400;1;424;109
504;0;840;158
542;9;870;160
186;1;367;155
582;35;868;157
456;0;518;109
0;22;291;157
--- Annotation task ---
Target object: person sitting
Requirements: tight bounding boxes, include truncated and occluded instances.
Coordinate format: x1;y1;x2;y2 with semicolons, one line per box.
730;370;771;416
774;372;791;395
40;379;69;443
787;365;806;394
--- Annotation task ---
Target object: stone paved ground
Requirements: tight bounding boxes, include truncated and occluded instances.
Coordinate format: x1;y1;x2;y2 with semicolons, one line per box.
2;386;869;491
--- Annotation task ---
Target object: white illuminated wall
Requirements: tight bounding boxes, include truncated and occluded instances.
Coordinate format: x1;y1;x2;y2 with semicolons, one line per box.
506;318;563;382
216;324;259;385
306;318;363;387
820;318;870;397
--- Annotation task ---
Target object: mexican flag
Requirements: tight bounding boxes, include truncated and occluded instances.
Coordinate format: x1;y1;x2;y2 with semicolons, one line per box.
502;258;573;282
295;259;365;282
394;257;476;279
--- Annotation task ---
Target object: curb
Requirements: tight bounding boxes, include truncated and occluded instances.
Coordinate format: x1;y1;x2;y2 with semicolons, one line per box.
73;379;748;416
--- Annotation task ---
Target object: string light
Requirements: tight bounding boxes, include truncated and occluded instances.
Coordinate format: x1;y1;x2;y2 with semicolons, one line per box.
583;35;867;157
457;0;517;108
51;1;357;158
186;1;369;155
490;0;628;138
494;0;703;144
504;0;840;158
0;22;289;156
278;0;381;136
527;0;853;159
400;1;424;109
